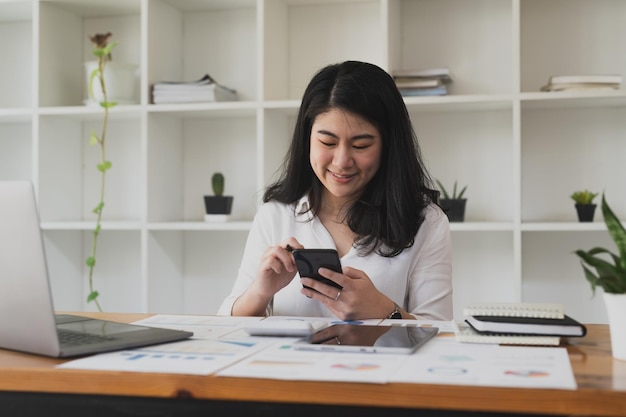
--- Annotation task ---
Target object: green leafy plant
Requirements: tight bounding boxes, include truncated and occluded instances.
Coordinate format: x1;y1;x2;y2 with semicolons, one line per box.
570;189;599;205
436;180;467;200
212;172;225;196
85;32;118;312
574;194;626;295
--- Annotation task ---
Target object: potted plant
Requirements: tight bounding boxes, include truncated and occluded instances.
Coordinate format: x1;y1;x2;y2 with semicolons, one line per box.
203;172;234;222
574;194;626;360
84;32;138;106
436;180;467;222
571;189;599;222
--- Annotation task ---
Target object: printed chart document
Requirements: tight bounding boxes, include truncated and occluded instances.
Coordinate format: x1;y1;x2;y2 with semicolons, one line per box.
217;320;457;383
57;315;272;375
216;340;408;384
391;337;577;390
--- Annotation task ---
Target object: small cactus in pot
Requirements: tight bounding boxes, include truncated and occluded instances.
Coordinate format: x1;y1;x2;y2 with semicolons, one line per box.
203;172;233;221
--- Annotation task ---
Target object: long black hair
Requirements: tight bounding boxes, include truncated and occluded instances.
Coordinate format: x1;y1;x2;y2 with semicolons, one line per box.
264;61;438;257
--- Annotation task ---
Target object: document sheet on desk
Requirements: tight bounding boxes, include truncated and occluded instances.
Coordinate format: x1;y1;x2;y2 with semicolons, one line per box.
57;315;274;375
390;336;577;390
57;315;577;389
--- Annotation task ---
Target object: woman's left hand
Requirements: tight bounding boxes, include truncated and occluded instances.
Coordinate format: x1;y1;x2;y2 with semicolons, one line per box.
300;266;396;321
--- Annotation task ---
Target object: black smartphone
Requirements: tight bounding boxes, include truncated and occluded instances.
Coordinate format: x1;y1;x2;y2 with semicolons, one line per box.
292;249;343;290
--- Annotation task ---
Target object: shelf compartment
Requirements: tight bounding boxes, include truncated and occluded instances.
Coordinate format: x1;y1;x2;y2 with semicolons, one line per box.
388;0;513;95
521;106;626;222
147;112;258;223
521;0;626;94
0;120;32;181
38;114;143;222
0;1;33;109
38;0;141;107
147;0;257;103
411;107;515;222
147;230;248;314
522;231;610;323
44;229;142;312
451;231;516;323
263;0;382;101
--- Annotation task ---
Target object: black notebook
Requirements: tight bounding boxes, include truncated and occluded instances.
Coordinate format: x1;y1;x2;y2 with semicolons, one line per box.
465;314;587;337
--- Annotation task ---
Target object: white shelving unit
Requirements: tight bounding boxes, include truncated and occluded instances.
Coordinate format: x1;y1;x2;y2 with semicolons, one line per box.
1;0;625;323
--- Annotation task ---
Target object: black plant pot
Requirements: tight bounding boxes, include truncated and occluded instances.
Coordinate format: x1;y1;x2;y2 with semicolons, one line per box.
440;198;467;222
575;203;596;222
204;195;233;221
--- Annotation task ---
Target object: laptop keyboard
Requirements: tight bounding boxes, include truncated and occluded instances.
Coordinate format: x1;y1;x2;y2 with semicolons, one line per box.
58;329;116;346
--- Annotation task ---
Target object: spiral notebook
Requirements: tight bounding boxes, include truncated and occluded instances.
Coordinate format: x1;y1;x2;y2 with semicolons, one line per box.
458;302;585;345
463;302;565;319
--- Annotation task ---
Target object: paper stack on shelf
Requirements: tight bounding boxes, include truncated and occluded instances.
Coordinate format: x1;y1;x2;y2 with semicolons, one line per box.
152;74;237;104
456;302;587;346
392;67;452;97
540;74;622;92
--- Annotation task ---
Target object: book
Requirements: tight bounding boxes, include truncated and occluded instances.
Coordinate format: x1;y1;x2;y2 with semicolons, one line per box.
547;74;622;85
465;315;587;337
463;302;565;319
455;326;561;346
152;74;237;104
394;78;442;89
398;85;448;97
540;83;620;92
392;67;453;82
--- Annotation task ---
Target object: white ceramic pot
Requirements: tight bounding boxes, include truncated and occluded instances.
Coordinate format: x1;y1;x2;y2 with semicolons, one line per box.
84;61;138;105
603;292;626;361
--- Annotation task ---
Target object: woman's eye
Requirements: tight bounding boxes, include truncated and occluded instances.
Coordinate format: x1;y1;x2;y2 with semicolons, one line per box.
320;140;336;147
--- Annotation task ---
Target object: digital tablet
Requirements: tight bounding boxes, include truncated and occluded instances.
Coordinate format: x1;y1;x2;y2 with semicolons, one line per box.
292;324;438;354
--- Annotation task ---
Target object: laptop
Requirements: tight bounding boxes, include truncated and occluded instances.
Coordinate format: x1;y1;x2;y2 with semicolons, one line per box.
0;180;192;358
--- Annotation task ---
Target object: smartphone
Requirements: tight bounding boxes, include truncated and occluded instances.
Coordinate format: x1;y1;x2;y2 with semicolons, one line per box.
292;249;343;289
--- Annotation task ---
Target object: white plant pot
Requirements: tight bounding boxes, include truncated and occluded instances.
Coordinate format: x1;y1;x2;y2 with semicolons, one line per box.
603;292;626;361
204;214;230;223
84;61;138;105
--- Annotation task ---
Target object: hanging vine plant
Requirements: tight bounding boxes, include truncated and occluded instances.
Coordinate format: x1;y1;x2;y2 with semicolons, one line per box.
85;32;118;311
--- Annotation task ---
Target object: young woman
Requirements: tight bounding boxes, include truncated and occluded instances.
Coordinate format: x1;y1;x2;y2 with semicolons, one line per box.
218;61;452;321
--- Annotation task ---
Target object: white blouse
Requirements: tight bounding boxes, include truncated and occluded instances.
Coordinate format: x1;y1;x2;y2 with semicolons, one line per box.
217;196;453;320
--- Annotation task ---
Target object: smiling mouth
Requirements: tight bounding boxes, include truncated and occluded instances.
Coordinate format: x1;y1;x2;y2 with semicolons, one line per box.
329;170;355;180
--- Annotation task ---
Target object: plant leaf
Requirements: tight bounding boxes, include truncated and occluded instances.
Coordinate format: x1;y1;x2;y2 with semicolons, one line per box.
85;256;95;267
87;291;100;303
88;68;100;100
435;179;449;200
602;194;626;267
97;161;112;172
102;40;118;56
90;130;99;145
93;202;104;214
457;185;468;199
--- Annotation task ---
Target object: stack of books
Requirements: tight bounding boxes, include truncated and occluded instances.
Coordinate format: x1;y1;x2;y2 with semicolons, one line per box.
456;302;587;346
152;74;237;104
392;67;452;97
540;74;622;92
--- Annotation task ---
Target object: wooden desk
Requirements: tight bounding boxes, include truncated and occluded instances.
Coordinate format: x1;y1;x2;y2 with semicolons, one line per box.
1;312;625;417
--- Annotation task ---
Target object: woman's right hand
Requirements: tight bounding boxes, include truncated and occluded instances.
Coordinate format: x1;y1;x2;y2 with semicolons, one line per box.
232;238;304;316
253;239;304;297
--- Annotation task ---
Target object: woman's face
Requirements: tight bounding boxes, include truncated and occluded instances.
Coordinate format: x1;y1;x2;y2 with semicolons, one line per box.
309;108;382;207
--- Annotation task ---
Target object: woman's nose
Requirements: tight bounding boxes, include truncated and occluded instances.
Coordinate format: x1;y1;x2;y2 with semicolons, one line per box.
333;144;354;167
